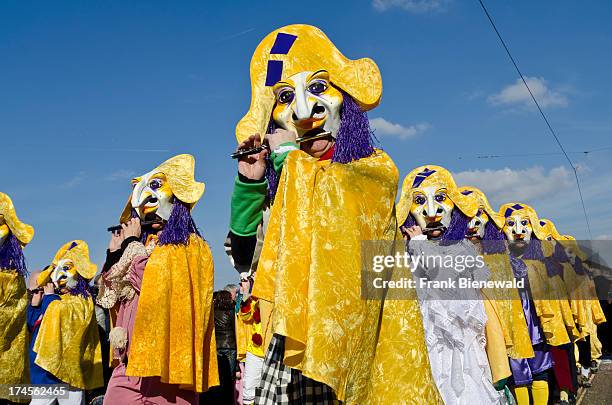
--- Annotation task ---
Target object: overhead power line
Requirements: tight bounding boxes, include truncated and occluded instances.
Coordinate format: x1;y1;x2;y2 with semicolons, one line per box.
477;0;593;238
457;146;612;160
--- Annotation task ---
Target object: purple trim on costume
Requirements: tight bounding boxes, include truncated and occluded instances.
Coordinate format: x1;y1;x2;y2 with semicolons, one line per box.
270;33;297;54
482;221;507;254
265;60;283;87
0;233;27;276
412;168;437;188
331;92;375;164
69;276;91;298
522;238;545;260
159;199;201;246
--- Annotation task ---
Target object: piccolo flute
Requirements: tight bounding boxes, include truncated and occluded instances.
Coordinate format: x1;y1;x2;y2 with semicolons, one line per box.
107;219;164;233
230;146;268;159
295;131;331;143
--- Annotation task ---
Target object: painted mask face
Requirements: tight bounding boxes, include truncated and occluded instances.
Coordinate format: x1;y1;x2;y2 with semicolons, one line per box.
503;214;533;242
467;208;489;239
130;172;174;221
0;215;9;247
410;186;455;231
272;70;343;141
50;259;79;289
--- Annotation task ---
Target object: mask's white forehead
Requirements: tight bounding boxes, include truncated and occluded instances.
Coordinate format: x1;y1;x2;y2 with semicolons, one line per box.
51;258;73;282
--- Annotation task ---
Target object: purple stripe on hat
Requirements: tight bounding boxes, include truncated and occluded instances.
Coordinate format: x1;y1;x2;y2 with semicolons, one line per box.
265;60;283;87
504;208;514;217
68;241;78;250
412;169;436;188
512;203;523;210
461;190;473;195
270;33;297;54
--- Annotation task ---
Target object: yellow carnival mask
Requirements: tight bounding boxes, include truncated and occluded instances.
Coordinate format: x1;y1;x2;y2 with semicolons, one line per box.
120;154;205;223
499;203;547;242
398;165;479;232
38;240;97;288
0;192;34;247
458;186;505;239
236;24;382;143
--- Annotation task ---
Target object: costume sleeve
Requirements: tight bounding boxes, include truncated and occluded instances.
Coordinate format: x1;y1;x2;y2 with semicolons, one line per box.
40;294;61;315
230;176;268;237
270;142;299;173
27;304;42;329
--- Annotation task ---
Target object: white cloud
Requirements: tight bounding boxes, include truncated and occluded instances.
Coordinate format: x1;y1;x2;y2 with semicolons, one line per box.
372;0;448;13
105;169;136;182
60;171;87;189
370;117;430;140
453;166;573;205
488;77;568;109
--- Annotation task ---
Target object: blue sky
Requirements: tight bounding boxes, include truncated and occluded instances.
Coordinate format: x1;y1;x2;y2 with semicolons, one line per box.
2;0;612;288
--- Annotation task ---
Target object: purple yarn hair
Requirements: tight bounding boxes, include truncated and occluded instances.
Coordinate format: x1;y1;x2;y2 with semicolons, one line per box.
68;276;91;298
264;92;376;201
482;221;507;254
400;209;470;246
265;120;280;202
158;198;201;246
574;257;586;275
522;238;545;260
440;209;471;245
331;91;375;164
543;256;563;277
0;233;27;276
553;242;569;262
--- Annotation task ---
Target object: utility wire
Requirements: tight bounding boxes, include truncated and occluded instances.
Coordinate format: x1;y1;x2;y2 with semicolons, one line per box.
477;0;593;238
457;146;612;160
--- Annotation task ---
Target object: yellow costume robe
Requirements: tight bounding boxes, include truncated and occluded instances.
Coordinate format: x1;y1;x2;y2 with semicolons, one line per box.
33;294;103;390
0;270;28;390
254;150;441;403
480;253;534;383
126;234;219;392
524;259;571;346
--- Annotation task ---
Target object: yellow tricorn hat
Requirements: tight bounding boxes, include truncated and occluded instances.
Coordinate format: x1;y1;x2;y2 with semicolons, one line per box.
236;24;383;143
457;186;505;229
0;192;34;245
538;218;565;240
120;154;205;223
37;240;97;287
397;165;479;226
498;202;548;241
559;234;589;261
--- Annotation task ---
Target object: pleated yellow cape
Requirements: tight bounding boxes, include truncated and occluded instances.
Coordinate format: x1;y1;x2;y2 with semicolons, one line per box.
255;150;419;403
33;294;103;390
126;235;219;392
0;271;28;389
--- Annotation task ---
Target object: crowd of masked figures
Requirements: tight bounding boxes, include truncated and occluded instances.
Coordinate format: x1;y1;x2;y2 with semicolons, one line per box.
0;24;610;405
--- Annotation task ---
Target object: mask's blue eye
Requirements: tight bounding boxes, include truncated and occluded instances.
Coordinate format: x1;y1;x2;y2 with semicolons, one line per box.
62;266;69;271
508;221;515;226
521;220;528;226
434;194;446;203
150;179;162;190
415;196;426;205
278;90;294;104
308;81;327;95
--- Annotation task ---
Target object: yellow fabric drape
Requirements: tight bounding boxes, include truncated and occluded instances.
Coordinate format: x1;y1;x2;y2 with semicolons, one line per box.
126;235;219;392
33;294;103;390
481;253;534;360
0;270;28;390
254;149;420;403
524;259;570;346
